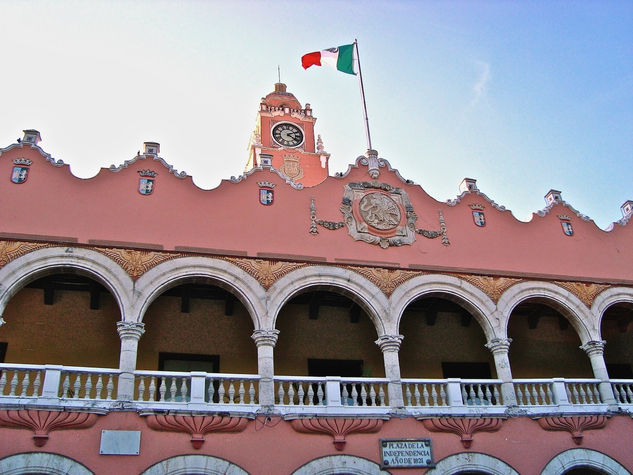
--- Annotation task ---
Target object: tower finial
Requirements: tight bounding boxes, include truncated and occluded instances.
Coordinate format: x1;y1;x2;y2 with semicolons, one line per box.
278;65;281;83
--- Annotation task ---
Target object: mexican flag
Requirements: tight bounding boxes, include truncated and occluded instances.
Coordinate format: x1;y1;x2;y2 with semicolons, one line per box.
301;44;356;75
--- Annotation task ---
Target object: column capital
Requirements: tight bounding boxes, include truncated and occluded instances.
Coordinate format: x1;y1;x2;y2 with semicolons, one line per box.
251;329;280;347
485;337;513;354
375;334;403;352
116;321;145;340
580;340;606;356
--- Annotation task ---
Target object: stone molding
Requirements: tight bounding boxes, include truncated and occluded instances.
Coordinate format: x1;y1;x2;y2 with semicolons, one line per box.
116;321;146;340
0;409;99;447
580;340;606;357
420;417;504;448
375;334;404;352
144;414;249;449
251;329;280;347
485;338;512;354
536;416;609;445
289;417;384;450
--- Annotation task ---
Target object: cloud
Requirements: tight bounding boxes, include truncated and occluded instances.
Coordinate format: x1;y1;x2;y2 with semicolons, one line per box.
470;60;491;106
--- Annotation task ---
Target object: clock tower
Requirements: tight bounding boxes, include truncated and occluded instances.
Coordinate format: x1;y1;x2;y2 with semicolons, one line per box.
246;83;330;187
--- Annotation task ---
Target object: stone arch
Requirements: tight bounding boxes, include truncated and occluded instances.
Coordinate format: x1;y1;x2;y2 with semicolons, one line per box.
497;281;595;343
0;452;93;475
267;265;390;336
593;287;633;335
133;256;267;329
389;274;499;341
426;452;519;475
140;454;248;475
541;448;628;475
0;246;133;323
292;454;389;475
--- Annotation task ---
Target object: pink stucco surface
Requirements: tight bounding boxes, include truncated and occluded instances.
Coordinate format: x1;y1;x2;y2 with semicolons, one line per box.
0;143;631;283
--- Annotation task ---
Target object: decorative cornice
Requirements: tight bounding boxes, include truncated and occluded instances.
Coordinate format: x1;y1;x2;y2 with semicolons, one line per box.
251;329;280;347
454;274;522;303
554;281;610;308
229;165;304;190
447;189;508;213
289;417;384;450
116;321;146;340
109;154;187;179
0;410;99;447
96;248;180;280
537;199;592;222
375;334;404;352
224;257;307;289
348;266;420;296
535;416;608;445
144;414;249;449
420;417;504;448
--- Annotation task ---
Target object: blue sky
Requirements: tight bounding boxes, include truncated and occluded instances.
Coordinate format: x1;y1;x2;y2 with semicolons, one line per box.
1;0;631;228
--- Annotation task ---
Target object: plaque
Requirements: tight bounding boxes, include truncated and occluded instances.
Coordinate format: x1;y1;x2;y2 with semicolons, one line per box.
380;438;434;468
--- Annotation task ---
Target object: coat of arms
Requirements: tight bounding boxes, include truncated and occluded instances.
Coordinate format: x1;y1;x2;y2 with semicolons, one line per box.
258;181;275;205
280;155;304;180
11;158;32;184
472;211;486;227
561;220;573;236
138;170;157;195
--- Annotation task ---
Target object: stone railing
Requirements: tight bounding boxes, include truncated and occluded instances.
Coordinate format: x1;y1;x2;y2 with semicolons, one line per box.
0;364;619;415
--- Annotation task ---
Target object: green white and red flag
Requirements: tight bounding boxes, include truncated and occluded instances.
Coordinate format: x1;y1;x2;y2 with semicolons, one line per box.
301;44;357;75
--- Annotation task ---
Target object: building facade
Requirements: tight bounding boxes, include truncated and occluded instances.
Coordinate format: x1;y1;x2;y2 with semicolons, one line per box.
0;85;632;474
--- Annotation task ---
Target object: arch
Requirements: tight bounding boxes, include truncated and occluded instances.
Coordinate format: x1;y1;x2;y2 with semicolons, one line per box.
593;287;633;335
426;452;519;475
0;246;133;323
141;454;248;475
292;455;389;475
497;281;595;343
541;448;628;475
133;256;267;329
267;265;390;336
0;452;93;475
389;274;499;341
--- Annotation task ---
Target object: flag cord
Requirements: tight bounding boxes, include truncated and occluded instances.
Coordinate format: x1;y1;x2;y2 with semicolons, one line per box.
354;39;372;151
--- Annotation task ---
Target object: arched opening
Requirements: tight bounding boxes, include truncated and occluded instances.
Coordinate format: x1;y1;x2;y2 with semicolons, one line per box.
1;272;120;368
507;300;592;377
399;295;494;379
600;302;633;379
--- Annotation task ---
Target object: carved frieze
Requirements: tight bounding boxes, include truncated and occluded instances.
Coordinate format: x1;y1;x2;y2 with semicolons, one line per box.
144;414;249;449
349;266;420;296
289;417;384;450
96;248;180;279
225;257;307;289
535;416;608;445
0;410;99;447
454;274;522;303
420;417;504;448
0;241;52;268
554;281;611;308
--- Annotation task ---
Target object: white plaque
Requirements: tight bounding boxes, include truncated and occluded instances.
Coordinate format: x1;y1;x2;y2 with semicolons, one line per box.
100;430;141;455
380;438;434;468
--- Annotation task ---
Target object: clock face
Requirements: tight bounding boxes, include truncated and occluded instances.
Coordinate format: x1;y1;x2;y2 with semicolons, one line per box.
272;122;304;148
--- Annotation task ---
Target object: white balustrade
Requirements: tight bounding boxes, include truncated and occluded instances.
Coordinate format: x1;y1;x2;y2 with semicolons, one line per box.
274;376;327;406
513;380;555;406
564;379;602;404
459;380;503;407
339;378;388;407
59;367;119;400
611;380;633;404
0;363;44;398
401;380;448;407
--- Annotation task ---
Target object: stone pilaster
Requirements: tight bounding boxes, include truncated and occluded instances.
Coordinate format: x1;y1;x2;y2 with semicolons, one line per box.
580;340;616;404
252;329;280;407
375;334;404;409
116;321;145;401
485;337;517;406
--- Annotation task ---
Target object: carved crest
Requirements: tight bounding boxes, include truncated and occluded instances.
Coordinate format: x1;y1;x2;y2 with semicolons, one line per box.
472;210;486;227
10;166;29;184
560;220;573;236
280;155;304;180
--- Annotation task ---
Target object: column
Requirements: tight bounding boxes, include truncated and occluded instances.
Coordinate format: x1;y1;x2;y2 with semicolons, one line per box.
375;334;404;409
251;329;279;408
116;321;145;401
485;337;517;406
580;340;616;404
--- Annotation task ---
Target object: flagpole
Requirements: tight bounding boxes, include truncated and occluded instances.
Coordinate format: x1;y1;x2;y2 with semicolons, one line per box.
354;39;373;151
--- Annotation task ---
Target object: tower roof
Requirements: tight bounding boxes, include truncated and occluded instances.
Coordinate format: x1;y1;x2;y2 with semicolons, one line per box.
262;83;302;109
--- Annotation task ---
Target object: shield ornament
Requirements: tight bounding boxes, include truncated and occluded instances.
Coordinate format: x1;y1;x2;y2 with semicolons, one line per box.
11;166;29;184
138;169;157;195
561;220;573;236
472;211;486;227
259;188;274;205
280;155;304;180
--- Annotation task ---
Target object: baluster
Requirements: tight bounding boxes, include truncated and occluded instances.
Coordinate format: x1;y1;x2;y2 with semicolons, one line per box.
461;385;468;404
84;375;93;399
238;381;245;404
493;385;500;406
168;377;177;401
351;384;359;407
228;380;235;403
95;375;104;400
182;379;190;402
307;384;314;406
284;382;292;405
515;385;524;405
484;385;492;404
33;372;42;397
138;377;146;401
379;385;386;406
404;384;412;406
206;378;214;403
341;384;349;406
159;377;167;401
148;377;156;401
73;374;81;399
297;383;304;406
0;371;7;395
10;372;19;397
20;371;30;397
476;384;484;404
440;385;447;405
578;384;587;404
317;383;324;405
625;385;633;403
360;384;368;407
589;384;599;403
106;375;114;399
420;385;427;406
431;385;438;406
249;381;255;404
566;385;574;404
61;374;70;398
368;384;376;406
218;380;226;403
537;384;546;404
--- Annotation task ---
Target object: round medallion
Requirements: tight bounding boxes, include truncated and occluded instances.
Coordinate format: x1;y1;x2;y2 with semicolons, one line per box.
272;122;304;148
359;193;401;230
